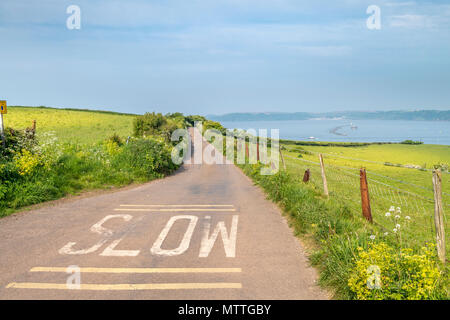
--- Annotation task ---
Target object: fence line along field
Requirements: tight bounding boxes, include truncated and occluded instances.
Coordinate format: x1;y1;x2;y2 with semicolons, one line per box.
282;142;449;196
5;106;136;143
281;143;449;257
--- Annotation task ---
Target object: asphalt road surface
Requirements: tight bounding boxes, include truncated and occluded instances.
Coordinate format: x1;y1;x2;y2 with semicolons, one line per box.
0;129;328;300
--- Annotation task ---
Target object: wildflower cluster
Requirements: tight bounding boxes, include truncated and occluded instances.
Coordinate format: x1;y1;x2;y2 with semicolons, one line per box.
348;243;442;300
13;149;42;176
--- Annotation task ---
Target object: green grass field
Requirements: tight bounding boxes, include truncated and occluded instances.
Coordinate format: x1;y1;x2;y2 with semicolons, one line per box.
282;142;450;195
4;106;136;144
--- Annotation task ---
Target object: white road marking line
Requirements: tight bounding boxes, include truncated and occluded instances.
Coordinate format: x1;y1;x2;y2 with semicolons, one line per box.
119;205;234;207
114;208;236;212
6;282;242;290
30;267;242;273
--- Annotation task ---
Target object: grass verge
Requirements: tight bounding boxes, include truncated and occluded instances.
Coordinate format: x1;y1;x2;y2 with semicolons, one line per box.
238;162;448;300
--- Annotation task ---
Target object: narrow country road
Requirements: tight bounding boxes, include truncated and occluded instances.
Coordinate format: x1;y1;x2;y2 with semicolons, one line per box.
0;129;328;300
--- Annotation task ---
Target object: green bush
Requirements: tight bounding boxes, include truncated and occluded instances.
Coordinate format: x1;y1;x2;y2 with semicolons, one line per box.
107;133;123;146
112;138;177;179
133;112;185;143
133;112;167;137
348;243;443;300
203;120;226;135
0;127;37;159
0;134;180;217
401;140;423;145
185;115;206;127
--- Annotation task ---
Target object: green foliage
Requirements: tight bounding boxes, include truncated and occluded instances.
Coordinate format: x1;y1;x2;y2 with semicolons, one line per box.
107;133;124;146
0;135;179;217
133;112;168;137
401;140;424;145
0;127;37;159
13;149;42;176
185;115;206;127
433;163;448;172
133;112;186;143
348;243;443;300
203;120;226;135
112;138;177;179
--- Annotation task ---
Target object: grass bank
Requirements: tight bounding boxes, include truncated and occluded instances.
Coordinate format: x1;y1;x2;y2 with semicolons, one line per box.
239;163;448;299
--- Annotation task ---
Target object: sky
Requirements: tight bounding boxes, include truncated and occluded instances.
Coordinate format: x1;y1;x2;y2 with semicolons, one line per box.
0;0;449;115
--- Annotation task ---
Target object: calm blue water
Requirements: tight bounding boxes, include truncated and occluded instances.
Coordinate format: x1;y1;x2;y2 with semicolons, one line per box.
220;119;450;145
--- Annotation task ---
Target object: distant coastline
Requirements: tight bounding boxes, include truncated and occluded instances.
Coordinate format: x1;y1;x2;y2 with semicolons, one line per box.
209;110;450;122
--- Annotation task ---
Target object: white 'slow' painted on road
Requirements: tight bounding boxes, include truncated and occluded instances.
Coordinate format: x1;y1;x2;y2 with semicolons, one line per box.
151;215;198;256
59;214;133;255
200;215;239;258
100;237;141;257
58;212;239;257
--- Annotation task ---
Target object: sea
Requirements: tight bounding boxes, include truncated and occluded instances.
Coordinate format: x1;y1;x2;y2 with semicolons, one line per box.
220;119;450;145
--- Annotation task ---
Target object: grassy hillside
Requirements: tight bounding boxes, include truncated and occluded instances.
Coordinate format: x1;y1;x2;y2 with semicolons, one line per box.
0;107;183;217
4;106;136;143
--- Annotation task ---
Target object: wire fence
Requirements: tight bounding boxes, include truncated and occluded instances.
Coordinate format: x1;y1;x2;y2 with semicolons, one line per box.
284;153;448;258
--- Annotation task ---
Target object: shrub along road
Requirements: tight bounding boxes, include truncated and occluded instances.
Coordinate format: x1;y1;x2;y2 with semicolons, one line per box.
0;129;328;299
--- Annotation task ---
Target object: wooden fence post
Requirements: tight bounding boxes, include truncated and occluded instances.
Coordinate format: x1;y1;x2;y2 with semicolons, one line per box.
319;154;329;196
279;148;286;171
256;139;260;162
360;168;373;223
31;120;36;138
303;169;310;183
245;141;249;160
432;170;446;264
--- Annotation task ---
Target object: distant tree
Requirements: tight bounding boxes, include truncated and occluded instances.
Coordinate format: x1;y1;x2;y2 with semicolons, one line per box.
400;140;423;145
133;112;167;137
185;115;207;127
